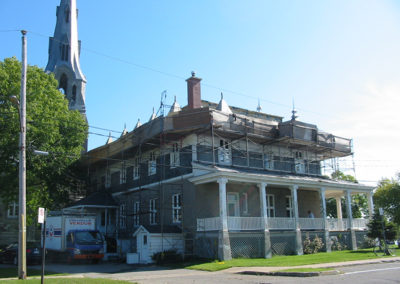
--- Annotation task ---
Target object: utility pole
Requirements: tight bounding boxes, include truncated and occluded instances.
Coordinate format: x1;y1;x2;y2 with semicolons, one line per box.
18;29;27;280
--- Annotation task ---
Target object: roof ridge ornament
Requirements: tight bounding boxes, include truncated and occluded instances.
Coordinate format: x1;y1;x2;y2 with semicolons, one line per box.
257;98;262;112
216;92;233;114
168;96;181;116
134;118;142;129
291;98;298;121
121;123;128;137
149;107;157;121
106;132;113;144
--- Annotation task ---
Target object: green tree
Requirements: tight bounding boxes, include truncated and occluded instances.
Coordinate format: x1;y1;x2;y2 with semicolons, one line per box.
0;57;88;224
326;170;367;218
367;212;397;247
331;170;358;183
374;174;400;225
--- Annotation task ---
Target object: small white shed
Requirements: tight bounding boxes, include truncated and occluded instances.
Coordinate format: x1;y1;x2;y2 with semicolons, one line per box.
131;225;184;264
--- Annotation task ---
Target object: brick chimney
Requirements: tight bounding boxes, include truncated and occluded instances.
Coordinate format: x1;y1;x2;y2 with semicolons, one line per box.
186;71;202;109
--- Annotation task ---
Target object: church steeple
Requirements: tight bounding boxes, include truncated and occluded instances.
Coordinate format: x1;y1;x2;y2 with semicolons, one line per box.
46;0;86;117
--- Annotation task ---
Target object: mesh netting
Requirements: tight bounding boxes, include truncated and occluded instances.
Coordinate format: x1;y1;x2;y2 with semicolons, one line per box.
194;233;218;259
229;232;264;258
329;231;351;251
270;231;296;255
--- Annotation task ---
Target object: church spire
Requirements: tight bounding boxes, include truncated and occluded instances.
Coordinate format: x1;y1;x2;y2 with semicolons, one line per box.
46;0;86;117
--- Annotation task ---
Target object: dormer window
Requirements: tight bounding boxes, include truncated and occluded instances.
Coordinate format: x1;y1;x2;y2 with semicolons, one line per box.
294;151;305;173
148;152;156;176
264;152;274;170
295;151;302;159
170;143;180;168
218;139;231;164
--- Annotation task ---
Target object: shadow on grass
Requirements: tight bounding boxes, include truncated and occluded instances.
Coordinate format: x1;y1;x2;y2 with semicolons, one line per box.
348;249;375;254
0;267;66;279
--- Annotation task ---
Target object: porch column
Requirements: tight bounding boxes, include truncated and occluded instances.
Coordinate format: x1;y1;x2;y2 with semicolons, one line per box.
335;196;343;230
291;185;303;255
217;177;232;260
258;182;272;258
367;192;374;219
320;187;331;252
345;190;357;250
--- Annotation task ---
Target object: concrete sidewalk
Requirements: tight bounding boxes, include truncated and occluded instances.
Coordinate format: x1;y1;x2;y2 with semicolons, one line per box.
225;256;400;275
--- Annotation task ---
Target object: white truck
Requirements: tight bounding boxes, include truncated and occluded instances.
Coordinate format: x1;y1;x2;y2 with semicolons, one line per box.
45;213;104;263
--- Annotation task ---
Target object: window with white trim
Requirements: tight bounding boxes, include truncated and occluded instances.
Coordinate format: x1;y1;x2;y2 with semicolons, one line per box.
133;157;140;180
294;151;305;173
133;201;140;226
241;193;248;214
266;194;275;217
7;202;18;218
218;139;231;164
148;152;156;176
111;171;120;186
149;198;158;225
119;204;126;228
285;195;293;217
120;167;126;184
170;143;180;168
172;194;182;223
264;152;274;170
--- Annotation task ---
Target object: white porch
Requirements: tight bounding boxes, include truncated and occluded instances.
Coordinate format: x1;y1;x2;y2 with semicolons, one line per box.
190;169;375;260
197;216;369;231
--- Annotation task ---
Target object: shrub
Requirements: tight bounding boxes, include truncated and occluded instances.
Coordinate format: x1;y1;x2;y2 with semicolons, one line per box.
151;249;182;264
303;234;324;254
361;237;375;249
330;234;348;251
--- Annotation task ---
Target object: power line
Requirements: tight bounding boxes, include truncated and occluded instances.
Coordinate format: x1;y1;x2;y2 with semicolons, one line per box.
23;29;329;118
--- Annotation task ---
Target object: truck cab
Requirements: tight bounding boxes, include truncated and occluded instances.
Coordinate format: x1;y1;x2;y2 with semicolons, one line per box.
66;230;104;263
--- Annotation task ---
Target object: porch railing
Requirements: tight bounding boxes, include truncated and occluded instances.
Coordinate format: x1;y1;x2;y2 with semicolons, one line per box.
299;218;325;230
197;217;369;232
352;218;369;230
268;217;296;230
326;218;349;231
228;216;264;230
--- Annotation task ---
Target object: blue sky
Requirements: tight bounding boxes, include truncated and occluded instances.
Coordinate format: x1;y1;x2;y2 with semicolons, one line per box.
1;0;400;185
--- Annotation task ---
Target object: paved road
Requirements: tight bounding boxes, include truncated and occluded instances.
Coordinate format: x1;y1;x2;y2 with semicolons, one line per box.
3;260;400;283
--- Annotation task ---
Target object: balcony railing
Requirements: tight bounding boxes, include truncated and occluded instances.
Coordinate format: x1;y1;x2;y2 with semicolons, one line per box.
197;217;368;232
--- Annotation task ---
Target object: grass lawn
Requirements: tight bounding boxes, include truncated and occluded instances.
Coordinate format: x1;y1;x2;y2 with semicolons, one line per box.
186;248;399;272
3;278;134;284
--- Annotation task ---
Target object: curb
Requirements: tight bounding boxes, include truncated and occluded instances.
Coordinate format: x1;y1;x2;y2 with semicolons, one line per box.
236;258;400;277
240;270;340;277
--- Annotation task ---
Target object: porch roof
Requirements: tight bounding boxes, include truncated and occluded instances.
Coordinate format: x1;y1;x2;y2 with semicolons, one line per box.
133;225;182;235
67;191;119;209
189;162;374;194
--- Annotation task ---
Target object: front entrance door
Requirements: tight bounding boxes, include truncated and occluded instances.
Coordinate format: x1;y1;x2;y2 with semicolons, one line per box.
137;232;150;263
227;192;240;216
